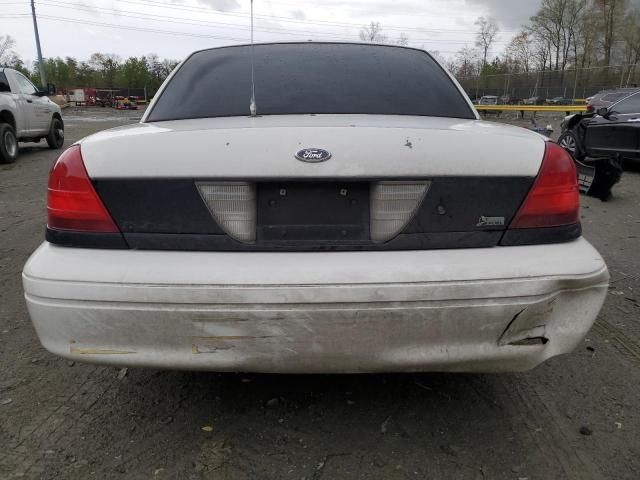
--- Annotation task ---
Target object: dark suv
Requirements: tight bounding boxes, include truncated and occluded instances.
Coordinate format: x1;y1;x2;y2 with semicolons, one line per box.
586;88;640;113
559;90;640;161
559;90;640;199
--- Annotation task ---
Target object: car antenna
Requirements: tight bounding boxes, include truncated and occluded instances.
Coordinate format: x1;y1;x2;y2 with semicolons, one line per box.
249;0;257;117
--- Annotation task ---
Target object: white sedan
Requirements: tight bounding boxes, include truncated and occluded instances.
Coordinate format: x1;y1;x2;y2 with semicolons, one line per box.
23;43;608;373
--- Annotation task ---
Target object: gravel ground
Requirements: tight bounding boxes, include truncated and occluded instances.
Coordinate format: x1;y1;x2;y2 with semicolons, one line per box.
0;108;639;479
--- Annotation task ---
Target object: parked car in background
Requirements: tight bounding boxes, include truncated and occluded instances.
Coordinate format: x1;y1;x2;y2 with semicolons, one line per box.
478;95;499;105
523;96;544;105
498;95;511;104
586;88;640;113
0;67;64;164
23;42;608;374
547;97;572;105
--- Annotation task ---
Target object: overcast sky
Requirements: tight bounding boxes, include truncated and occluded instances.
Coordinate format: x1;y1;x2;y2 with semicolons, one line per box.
3;0;544;64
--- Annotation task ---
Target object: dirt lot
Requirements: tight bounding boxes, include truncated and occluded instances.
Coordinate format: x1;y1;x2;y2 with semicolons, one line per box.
1;108;639;479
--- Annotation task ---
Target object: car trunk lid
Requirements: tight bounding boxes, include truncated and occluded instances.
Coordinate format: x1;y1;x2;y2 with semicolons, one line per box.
77;115;550;251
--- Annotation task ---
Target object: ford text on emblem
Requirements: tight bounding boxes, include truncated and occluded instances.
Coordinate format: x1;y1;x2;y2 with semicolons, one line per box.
295;148;332;163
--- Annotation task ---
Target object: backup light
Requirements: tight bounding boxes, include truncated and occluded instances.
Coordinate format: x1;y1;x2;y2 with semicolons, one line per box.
197;182;256;243
370;181;431;243
47;145;119;233
509;142;579;229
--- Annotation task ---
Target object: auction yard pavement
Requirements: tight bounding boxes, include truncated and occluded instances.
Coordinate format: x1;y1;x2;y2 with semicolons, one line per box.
1;108;639;479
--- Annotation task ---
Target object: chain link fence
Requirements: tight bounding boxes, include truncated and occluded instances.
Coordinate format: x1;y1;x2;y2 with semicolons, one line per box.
458;64;640;101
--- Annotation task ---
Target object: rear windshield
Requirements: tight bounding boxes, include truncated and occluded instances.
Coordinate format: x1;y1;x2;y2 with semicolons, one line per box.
146;43;475;122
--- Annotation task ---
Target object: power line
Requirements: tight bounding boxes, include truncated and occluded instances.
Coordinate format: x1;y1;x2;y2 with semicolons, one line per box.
37;14;250;42
111;0;521;35
29;0;513;46
0;13;467;55
36;0;367;41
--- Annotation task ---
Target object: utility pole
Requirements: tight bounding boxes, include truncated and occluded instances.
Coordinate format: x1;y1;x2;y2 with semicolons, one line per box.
30;0;47;86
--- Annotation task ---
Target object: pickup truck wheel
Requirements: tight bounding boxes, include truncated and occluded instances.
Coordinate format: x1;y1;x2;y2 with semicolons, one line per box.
0;123;18;164
46;117;64;149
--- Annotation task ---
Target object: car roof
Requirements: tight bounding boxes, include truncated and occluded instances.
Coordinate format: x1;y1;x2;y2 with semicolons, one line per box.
609;89;640;108
596;87;639;96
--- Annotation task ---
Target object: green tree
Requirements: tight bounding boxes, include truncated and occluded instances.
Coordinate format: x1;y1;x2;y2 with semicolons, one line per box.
75;61;95;87
146;54;178;95
117;57;150;89
89;53;120;88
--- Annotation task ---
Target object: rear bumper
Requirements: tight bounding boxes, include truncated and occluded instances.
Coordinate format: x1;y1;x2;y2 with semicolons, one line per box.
23;239;608;373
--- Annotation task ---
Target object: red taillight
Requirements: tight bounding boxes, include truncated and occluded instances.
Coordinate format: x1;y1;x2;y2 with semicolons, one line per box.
47;145;119;232
509;142;579;229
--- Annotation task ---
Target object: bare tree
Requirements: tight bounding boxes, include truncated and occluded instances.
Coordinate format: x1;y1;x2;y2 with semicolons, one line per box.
575;1;601;70
531;34;553;81
474;16;499;68
395;32;410;46
596;0;627;65
455;46;481;78
530;0;570;71
562;0;586;70
507;31;534;72
429;50;446;64
0;35;16;65
443;0;640;98
620;7;640;85
359;22;388;43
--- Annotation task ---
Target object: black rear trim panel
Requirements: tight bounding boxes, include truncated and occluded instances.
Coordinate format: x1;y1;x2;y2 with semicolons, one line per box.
499;224;581;246
46;176;581;250
123;231;502;252
94;179;225;234
46;229;128;249
93;176;533;236
403;177;533;233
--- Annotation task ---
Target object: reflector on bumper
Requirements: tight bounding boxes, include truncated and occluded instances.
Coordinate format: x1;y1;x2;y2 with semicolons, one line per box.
370;181;431;242
197;182;256;243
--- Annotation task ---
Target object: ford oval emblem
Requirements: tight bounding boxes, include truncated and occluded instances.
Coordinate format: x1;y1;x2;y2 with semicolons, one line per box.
295;148;332;163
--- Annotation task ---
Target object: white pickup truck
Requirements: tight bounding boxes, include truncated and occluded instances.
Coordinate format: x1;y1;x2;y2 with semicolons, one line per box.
0;67;64;163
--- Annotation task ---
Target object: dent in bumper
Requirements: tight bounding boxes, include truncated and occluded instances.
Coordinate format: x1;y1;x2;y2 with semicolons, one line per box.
25;279;607;373
22;240;609;373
